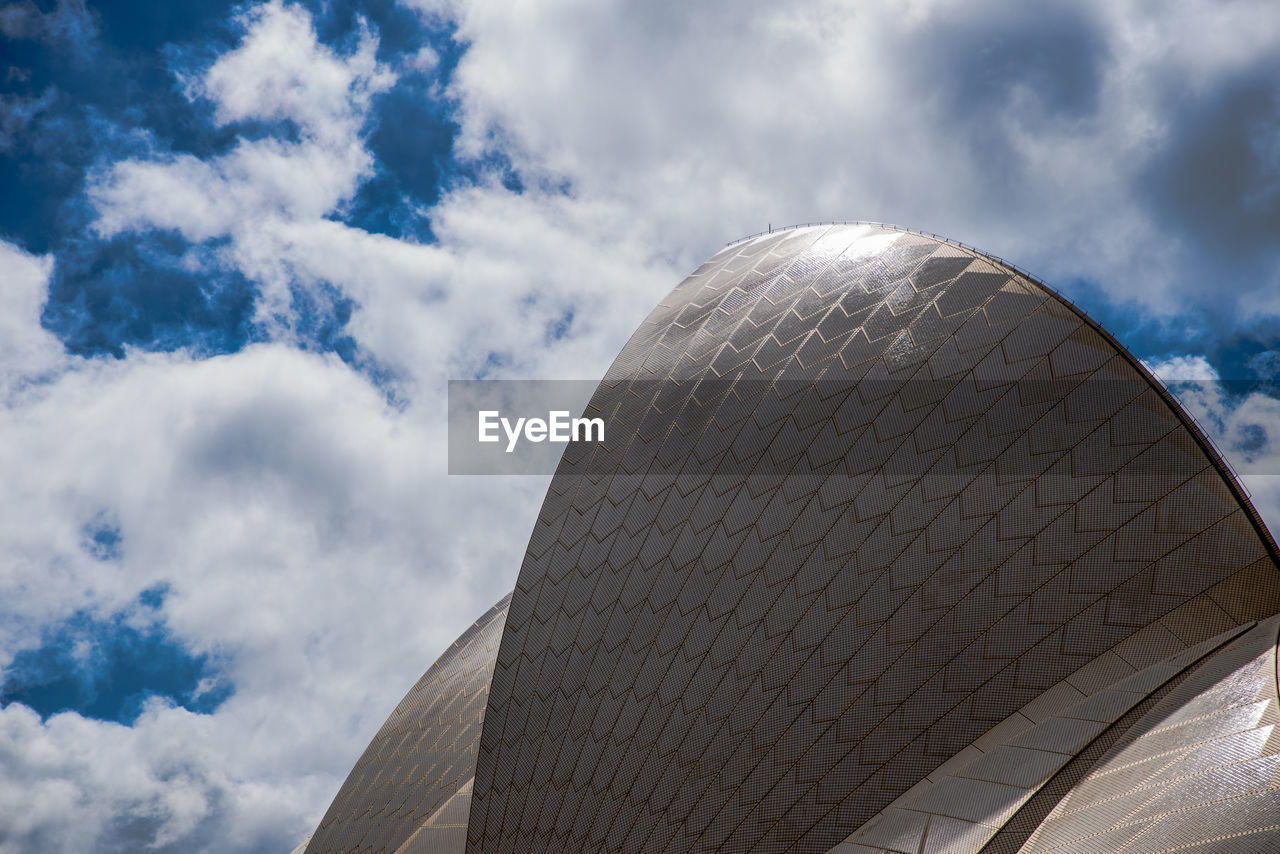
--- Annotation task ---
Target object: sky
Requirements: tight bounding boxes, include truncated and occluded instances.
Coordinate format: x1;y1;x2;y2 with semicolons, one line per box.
1;0;1280;851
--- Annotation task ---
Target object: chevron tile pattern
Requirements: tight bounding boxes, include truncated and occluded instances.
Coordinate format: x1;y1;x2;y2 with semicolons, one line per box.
466;225;1280;854
304;594;512;854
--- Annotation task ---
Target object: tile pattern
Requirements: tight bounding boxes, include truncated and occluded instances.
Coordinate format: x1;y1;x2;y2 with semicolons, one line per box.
304;594;511;854
828;623;1255;853
395;778;475;854
1016;615;1280;854
467;225;1280;854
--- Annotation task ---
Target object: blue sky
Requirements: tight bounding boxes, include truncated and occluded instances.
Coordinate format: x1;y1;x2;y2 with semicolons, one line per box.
2;1;1280;852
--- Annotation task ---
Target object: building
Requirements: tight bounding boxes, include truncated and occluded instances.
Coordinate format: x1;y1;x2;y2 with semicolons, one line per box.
300;224;1280;854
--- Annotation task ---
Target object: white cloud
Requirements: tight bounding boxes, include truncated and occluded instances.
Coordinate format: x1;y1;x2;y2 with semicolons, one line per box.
421;0;1280;323
254;187;674;381
92;139;374;244
0;699;330;854
192;1;392;145
0;241;65;396
406;45;440;74
1143;354;1220;383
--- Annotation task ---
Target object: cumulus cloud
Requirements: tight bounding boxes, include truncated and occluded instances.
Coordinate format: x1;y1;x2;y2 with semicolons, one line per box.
1144;354;1220;383
93;139;375;244
0;701;269;854
423;0;1280;328
192;1;392;144
0;241;65;394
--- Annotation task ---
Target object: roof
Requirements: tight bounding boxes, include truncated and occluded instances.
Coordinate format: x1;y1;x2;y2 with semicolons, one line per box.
305;224;1280;854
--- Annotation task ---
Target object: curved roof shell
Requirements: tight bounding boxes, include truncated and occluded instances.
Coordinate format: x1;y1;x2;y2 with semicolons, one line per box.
299;223;1280;854
467;224;1280;854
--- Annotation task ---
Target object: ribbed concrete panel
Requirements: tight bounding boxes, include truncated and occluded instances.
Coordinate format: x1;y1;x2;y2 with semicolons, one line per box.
1013;615;1280;854
828;622;1255;853
468;225;1280;854
305;594;511;854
